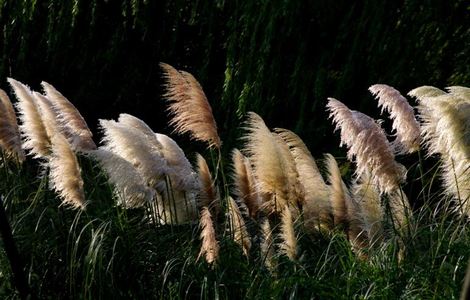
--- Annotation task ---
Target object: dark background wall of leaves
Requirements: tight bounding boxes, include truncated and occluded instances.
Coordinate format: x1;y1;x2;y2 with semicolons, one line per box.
0;0;468;155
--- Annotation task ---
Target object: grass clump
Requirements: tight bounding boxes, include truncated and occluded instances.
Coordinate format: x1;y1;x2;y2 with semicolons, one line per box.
0;73;469;299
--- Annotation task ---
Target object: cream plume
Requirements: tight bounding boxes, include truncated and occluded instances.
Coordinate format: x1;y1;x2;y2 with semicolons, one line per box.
156;133;199;192
33;92;61;138
326;98;406;194
99;119;168;191
441;159;470;215
242;112;302;214
387;188;411;234
260;218;275;271
117;113;161;145
369;84;421;154
158;188;198;224
446;86;470;102
414;93;470;159
8;78;51;159
411;88;470;215
352;175;383;247
324;153;366;253
0;89;24;161
324;154;349;227
227;196;251;257
279;207;298;261
408;86;447;101
197;206;219;265
117;113;198;192
154;133;199;224
91;149;156;208
41;81;96;152
272;133;305;208
196;153;219;212
231;149;261;218
275;128;332;230
160;63;221;148
48;133;86;209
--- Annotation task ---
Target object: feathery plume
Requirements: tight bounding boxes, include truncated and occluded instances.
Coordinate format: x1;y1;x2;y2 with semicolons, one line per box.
33;92;61;138
279;207;298;261
160;63;221;148
197;207;219;265
242;112;302;214
8;78;51;159
412;89;470;215
48;134;85;209
260;218;275;271
159;188;198;224
156;133;199;192
91;149;156;207
0;89;24;161
352;175;383;247
118;113;198;192
415;94;469;159
441;158;470;215
196;153;219;213
154;133;199;224
326;98;406;194
275;128;332;230
231;149;261;218
227;196;251;257
324;154;366;253
408;86;446;100
118;113;161;145
387;188;411;234
369;84;421;154
446;86;470;102
99;119;168;191
272;133;305;208
324;154;349;227
41;81;96;152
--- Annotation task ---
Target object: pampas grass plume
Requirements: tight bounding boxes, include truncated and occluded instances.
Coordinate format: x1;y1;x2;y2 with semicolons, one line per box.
0;89;24;161
275;128;331;229
324;153;349;227
279;207;298;261
91;149;156;207
242;112;302;214
8;78;51;159
41;81;96;152
198;206;219;265
369;84;421;154
196;153;219;212
160;63;221;148
48;133;86;209
99;119;168;191
231;148;261;218
227;196;251;257
352;176;383;247
33;92;61;139
156;133;199;192
446;86;470;101
326;98;406;194
260;218;275;271
408;86;446;101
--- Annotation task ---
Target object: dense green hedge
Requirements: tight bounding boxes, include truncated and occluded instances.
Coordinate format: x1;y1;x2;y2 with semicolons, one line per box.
0;0;468;151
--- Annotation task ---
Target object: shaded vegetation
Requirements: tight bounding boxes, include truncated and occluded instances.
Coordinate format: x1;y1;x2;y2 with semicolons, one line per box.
0;1;469;299
0;0;468;152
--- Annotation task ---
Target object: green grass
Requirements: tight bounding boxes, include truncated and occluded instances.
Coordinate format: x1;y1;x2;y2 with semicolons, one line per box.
0;154;469;299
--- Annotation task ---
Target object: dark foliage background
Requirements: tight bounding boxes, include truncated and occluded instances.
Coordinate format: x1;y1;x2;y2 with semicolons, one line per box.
0;0;468;154
1;1;470;298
